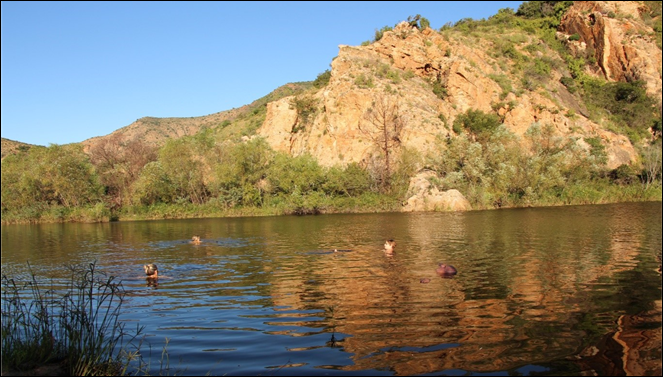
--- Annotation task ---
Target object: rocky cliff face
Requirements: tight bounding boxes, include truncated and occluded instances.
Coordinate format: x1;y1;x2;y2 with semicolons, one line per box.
258;1;660;173
559;1;662;103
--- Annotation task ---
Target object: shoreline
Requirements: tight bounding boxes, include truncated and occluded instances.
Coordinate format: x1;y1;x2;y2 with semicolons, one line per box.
2;197;661;226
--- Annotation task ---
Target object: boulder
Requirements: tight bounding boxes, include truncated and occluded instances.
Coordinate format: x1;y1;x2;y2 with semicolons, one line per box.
402;171;471;212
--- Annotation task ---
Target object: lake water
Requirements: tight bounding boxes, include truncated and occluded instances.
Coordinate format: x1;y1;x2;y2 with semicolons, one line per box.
2;202;661;376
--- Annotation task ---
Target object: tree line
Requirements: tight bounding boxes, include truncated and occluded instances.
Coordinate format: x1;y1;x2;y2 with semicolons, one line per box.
2;104;660;224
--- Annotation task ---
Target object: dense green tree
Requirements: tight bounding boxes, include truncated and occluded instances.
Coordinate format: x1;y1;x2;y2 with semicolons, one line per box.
214;138;274;207
323;163;372;197
427;122;608;208
1;144;103;211
156;131;217;204
130;161;176;205
267;153;326;195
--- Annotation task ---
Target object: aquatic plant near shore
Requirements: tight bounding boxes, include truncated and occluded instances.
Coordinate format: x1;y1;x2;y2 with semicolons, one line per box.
1;262;144;376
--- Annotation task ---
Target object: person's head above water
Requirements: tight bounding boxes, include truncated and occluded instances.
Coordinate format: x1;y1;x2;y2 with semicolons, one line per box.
144;263;158;278
384;239;396;252
436;263;457;276
190;235;201;245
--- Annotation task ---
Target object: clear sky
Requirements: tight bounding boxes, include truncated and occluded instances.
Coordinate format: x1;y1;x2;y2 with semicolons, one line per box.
1;1;523;146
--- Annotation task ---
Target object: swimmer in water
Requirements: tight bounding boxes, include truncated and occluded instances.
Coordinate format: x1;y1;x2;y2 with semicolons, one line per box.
144;263;158;279
436;263;458;276
384;239;396;253
190;235;202;245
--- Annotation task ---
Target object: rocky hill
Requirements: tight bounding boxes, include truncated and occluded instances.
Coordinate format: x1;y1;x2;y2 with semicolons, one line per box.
560;1;662;101
1;137;42;160
2;1;661;218
80;82;312;153
7;2;661;173
258;1;661;170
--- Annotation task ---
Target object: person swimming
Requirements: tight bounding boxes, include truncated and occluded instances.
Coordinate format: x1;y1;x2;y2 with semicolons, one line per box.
144;263;159;278
384;239;396;253
436;263;457;276
190;235;202;245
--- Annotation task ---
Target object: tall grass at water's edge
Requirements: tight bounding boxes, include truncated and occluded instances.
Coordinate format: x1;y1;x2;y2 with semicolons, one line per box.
1;262;179;376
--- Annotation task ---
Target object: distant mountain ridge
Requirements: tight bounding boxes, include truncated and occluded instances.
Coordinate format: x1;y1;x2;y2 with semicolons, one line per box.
1;137;42;160
79;82;312;153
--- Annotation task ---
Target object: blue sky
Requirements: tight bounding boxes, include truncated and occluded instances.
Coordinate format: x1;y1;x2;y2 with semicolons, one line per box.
1;1;523;146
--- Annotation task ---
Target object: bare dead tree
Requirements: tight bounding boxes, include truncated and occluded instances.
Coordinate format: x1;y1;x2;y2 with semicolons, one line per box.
358;93;406;191
642;142;662;189
89;134;156;208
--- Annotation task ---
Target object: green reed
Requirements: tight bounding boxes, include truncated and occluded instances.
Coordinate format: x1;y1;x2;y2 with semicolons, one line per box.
1;262;144;376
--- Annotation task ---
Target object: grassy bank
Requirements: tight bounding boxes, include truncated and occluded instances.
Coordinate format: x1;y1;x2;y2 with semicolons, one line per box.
1;185;659;225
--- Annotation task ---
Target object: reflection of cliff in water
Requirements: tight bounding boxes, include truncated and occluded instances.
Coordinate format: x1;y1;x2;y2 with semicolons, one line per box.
267;206;661;375
572;300;662;376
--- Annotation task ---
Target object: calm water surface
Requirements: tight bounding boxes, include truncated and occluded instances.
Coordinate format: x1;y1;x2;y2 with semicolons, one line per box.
2;202;661;376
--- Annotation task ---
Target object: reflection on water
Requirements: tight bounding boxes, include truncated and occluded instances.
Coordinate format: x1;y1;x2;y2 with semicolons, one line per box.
2;202;661;376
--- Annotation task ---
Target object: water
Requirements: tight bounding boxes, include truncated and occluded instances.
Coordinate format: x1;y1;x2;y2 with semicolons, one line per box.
2;202;661;376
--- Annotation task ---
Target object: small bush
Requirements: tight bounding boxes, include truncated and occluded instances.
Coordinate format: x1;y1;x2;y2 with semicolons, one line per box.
289;95;319;128
453;109;502;140
374;26;393;42
312;70;331;89
560;76;576;93
354;73;374;88
432;81;448;100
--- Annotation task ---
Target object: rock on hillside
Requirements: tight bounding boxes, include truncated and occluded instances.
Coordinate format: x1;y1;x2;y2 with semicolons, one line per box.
258;2;660;170
559;1;662;103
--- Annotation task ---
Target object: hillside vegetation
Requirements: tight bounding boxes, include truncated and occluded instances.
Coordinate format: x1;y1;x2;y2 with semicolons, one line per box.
1;137;42;160
2;1;661;224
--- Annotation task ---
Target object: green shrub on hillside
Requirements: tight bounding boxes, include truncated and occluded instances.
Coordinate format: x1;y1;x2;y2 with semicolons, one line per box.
452;109;502;140
431;80;448;100
289;95;319;130
354;73;374;89
515;1;573;21
489;74;515;99
582;79;660;142
313;70;331;89
374;26;393;42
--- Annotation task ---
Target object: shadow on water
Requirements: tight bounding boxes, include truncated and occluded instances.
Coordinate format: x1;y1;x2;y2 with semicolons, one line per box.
1;202;661;375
